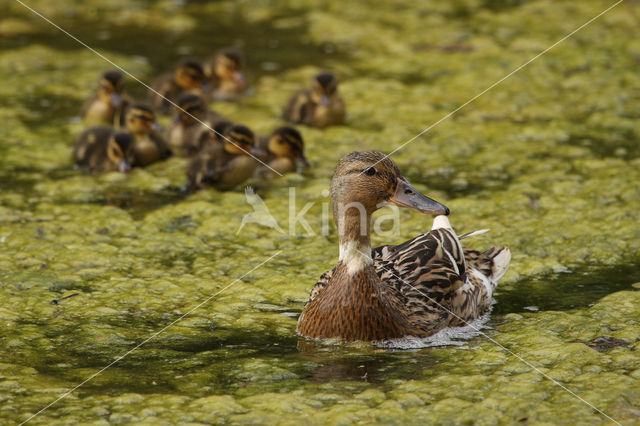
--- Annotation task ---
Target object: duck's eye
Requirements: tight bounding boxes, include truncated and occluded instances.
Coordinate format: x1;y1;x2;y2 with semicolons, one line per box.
364;167;376;176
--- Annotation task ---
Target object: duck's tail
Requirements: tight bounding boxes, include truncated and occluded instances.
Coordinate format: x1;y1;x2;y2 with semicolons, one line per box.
484;246;511;282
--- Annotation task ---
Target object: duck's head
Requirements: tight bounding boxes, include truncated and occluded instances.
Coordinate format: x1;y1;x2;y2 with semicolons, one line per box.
173;60;206;90
125;104;161;135
98;70;124;108
174;93;206;125
312;73;339;107
107;131;134;173
267;126;309;168
213;50;246;86
331;151;449;218
222;124;260;156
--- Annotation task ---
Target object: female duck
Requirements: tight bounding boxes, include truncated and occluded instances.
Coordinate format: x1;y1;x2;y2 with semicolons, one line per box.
297;151;510;342
203;49;249;100
254;126;309;178
123;104;172;167
187;124;260;190
82;70;129;126
73;127;134;173
283;73;345;128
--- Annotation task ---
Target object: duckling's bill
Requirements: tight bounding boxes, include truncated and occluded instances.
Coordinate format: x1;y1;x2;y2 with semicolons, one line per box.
389;177;449;215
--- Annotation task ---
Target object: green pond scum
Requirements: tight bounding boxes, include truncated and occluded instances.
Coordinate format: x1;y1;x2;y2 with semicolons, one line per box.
1;0;640;424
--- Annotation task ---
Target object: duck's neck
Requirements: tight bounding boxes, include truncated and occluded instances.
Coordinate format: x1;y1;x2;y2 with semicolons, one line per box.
336;208;373;275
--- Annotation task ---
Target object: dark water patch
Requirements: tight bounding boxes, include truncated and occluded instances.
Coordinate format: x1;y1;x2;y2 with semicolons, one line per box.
405;168;513;199
494;263;640;315
15;92;82;128
565;130;640;160
2;6;349;100
88;187;189;220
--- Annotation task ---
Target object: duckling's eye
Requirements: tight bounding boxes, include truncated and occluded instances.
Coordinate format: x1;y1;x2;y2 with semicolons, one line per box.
364;167;376;176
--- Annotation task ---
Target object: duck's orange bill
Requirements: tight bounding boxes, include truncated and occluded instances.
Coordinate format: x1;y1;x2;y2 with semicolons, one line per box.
389;177;449;215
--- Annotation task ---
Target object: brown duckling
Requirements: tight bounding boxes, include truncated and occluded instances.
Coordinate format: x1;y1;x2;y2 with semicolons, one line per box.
150;60;209;114
204;49;249;100
73;127;133;173
297;151;510;342
123;104;172;167
82;70;129;126
187;124;261;190
167;93;226;155
255;126;309;178
283;73;345;128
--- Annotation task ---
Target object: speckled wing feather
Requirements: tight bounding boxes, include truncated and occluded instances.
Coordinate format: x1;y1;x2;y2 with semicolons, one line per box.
372;229;465;332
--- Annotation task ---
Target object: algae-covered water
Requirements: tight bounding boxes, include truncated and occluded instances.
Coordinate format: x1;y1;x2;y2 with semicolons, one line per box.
1;0;640;424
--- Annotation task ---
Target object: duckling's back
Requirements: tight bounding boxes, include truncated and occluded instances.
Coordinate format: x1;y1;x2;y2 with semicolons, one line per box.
73;127;114;172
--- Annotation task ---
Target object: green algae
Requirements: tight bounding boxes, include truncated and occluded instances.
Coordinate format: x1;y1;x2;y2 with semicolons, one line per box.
1;0;640;424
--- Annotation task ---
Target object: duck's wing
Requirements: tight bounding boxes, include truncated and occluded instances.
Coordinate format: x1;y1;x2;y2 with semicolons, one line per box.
372;229;466;333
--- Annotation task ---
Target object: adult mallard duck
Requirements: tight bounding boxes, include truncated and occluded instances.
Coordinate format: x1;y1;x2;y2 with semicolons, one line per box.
283;73;345;128
81;70;129;126
296;151;510;342
203;49;249;100
254;126;309;178
73;127;134;173
187;123;261;190
167;93;226;155
123;104;172;167
150;60;208;114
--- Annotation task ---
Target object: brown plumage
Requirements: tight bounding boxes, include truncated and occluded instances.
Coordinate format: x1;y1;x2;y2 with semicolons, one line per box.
82;70;129;126
73;127;134;173
283;73;345;128
123;104;172;167
167;93;226;156
297;151;510;342
254;126;309;178
203;49;249;100
187;124;259;190
150;61;208;114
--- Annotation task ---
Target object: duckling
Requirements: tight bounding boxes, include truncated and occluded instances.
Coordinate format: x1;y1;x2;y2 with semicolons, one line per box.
73;127;133;173
150;61;208;114
283;73;345;128
167;93;226;155
204;49;249;100
187;124;260;190
297;151;511;342
254;126;309;178
195;119;234;154
82;70;129;126
123;104;172;167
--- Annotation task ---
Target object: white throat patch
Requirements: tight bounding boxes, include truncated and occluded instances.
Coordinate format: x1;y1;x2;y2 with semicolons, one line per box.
339;241;373;275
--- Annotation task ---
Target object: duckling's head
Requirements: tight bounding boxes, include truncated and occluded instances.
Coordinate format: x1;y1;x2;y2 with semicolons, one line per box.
223;124;256;155
98;70;124;107
125;104;160;135
174;93;206;125
212;120;233;144
331;151;449;218
107;131;134;173
213;49;246;85
267;126;309;167
174;60;206;90
312;73;339;106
